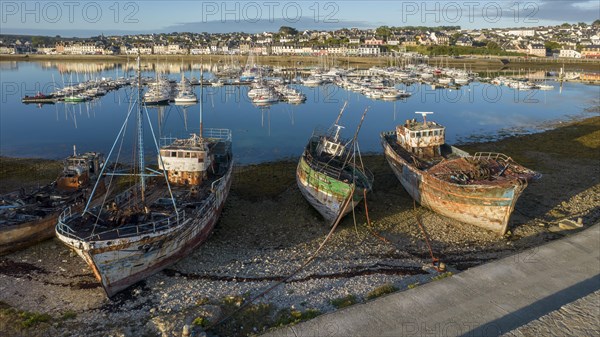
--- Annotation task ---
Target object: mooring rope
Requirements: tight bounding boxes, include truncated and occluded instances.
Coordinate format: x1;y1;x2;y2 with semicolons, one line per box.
206;186;356;331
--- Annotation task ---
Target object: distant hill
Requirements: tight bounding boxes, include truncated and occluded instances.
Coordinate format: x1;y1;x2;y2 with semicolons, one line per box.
0;34;82;46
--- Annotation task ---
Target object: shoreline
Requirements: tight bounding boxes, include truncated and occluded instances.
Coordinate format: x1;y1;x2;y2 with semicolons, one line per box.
0;116;599;336
0;110;596;180
2;54;600;72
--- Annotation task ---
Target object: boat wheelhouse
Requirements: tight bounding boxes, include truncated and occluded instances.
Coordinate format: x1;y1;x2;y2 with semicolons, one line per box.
381;112;540;235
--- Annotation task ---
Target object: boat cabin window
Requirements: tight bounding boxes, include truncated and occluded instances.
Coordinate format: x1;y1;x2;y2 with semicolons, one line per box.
177;152;184;158
434;130;439;136
171;151;176;157
185;152;191;158
415;132;421;138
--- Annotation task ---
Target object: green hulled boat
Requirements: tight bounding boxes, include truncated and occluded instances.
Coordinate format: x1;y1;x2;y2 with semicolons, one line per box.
296;104;373;222
63;94;90;103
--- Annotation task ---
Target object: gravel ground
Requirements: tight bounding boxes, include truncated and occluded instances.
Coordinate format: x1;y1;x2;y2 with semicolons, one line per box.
1;117;599;337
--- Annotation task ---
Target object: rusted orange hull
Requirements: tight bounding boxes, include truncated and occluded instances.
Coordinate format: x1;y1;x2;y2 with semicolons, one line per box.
382;138;528;235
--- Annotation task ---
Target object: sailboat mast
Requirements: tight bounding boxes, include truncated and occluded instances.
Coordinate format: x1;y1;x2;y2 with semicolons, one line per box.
199;64;203;138
136;55;146;200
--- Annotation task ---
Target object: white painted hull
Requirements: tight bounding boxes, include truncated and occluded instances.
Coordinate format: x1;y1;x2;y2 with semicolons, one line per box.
56;166;233;297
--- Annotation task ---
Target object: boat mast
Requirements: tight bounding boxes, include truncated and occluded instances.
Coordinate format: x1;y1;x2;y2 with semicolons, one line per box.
343;107;368;166
199;64;203;139
330;101;348;142
136;55;146;201
334;101;348;126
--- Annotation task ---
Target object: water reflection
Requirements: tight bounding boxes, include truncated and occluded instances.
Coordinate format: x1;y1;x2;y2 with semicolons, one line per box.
1;62;597;164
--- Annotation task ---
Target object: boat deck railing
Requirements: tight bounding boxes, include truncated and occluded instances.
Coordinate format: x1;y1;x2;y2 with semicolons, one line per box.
473;152;511;162
57;206;191;241
160;128;232;147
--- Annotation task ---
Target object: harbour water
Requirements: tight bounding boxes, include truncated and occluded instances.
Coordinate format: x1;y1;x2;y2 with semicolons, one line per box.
1;61;598;164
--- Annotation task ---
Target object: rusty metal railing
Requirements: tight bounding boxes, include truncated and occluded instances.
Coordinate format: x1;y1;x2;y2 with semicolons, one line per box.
473;152;512;162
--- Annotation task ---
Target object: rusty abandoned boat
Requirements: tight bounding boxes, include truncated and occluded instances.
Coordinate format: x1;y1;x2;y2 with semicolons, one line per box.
55;58;233;297
381;112;540;235
296;103;373;222
0;149;104;255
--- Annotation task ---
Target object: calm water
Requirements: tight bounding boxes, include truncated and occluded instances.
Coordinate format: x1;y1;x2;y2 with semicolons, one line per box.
1;61;598;164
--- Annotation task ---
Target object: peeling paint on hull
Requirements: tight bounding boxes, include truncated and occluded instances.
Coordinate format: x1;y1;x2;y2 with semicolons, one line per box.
381;135;528;235
296;155;368;223
56;166;232;297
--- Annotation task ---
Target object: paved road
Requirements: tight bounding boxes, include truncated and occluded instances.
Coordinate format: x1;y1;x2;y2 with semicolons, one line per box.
264;224;600;337
503;290;599;337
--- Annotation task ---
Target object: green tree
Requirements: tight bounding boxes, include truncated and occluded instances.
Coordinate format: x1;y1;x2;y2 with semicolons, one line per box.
279;26;298;35
545;41;562;51
486;41;500;50
593;19;600;26
376;26;391;37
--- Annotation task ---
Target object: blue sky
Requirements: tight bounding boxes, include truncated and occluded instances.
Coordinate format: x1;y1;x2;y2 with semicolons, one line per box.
1;1;599;37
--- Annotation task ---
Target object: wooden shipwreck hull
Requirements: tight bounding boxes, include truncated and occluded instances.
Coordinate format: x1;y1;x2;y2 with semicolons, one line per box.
0;183;104;256
296;149;372;223
56;167;232;297
381;132;538;235
0;210;62;255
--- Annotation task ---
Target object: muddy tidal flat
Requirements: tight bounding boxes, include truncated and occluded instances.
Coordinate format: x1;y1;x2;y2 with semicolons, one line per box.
1;116;599;337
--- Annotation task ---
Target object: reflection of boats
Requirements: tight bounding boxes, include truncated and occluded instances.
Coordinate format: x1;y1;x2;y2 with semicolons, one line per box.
382;89;411;100
381;112;540;235
0;149;104;255
537;84;554;90
211;79;224;87
286;93;307;104
296;103;373;222
56;58;234;297
21;92;57;103
252;93;279;104
64;94;90;103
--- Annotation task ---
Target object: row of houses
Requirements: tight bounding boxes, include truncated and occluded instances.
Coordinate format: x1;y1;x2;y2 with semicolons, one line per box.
127;44;385;56
558;45;600;58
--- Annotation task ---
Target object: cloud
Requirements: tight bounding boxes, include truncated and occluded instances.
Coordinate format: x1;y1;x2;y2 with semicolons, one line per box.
535;0;599;22
393;0;599;27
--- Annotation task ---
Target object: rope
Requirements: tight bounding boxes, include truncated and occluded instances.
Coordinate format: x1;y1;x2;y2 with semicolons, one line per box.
362;184;441;272
206;186;356;331
413;199;441;272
